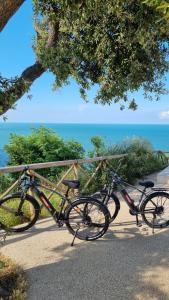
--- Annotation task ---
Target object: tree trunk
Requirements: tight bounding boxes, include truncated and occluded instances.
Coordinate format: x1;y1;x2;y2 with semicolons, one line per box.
0;0;24;32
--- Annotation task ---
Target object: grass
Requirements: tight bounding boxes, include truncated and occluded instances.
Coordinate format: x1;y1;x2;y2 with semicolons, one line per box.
0;253;27;300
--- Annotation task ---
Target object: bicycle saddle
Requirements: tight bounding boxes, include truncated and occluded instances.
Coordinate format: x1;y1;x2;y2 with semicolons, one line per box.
62;180;80;189
139;181;154;188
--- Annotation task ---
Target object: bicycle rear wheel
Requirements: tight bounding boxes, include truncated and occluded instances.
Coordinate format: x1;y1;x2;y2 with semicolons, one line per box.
65;197;109;241
103;193;120;223
0;193;40;232
141;192;169;228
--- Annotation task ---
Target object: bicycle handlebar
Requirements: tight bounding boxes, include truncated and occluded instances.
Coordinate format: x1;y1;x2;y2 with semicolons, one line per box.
105;167;122;184
19;167;35;190
106;157;126;184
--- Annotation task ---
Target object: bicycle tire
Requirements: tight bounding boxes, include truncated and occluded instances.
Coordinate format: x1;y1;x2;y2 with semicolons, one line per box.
65;197;109;241
0;193;40;232
141;191;169;228
103;192;120;223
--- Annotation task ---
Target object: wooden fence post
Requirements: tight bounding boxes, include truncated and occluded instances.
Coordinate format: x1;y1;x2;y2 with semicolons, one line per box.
82;160;104;192
0;179;19;200
73;163;79;180
48;165;74;200
73;163;79;196
78;164;89;178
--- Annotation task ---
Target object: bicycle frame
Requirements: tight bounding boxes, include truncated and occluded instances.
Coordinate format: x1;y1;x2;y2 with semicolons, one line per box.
20;169;96;227
27;182;73;223
106;173;151;213
116;182;146;212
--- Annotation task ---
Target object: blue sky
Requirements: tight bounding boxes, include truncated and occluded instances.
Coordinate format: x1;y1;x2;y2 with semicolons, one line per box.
0;0;169;124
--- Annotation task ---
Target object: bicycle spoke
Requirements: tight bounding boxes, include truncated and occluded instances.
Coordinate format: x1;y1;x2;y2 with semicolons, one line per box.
66;198;109;241
149;199;157;208
142;192;169;228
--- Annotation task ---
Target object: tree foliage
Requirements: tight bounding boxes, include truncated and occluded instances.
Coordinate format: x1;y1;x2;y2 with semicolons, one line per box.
33;0;169;110
144;0;169;21
0;0;169;115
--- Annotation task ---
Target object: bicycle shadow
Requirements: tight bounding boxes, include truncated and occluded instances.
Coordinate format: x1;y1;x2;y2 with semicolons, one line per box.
1;205;169;300
1;170;169;299
25;225;169;300
0;217;68;247
0;218;154;248
0;208;167;248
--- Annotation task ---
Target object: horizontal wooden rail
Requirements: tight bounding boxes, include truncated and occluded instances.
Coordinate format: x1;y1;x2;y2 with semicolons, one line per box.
0;154;127;174
153;150;169;161
153;150;169;154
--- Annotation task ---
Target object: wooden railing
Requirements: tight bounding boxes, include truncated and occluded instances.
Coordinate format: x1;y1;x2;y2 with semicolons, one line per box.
0;154;127;199
153;151;169;164
0;155;127;174
0;150;168;200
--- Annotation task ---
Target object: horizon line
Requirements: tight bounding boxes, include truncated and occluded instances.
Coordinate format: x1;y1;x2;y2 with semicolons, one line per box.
0;122;169;125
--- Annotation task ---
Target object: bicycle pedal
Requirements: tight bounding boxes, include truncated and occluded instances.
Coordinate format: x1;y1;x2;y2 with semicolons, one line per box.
56;221;64;227
129;209;138;216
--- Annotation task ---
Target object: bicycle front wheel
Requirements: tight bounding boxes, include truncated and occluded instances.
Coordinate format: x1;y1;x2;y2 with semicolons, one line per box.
0;193;40;232
141;192;169;228
65;197;109;241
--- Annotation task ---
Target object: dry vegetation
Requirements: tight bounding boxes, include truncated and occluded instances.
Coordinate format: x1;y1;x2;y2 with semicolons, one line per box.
0;253;27;300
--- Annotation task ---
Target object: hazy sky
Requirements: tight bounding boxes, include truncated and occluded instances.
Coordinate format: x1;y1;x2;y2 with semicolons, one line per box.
0;0;169;124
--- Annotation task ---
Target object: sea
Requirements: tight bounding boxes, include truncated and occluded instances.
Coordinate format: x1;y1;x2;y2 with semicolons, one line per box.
0;123;169;166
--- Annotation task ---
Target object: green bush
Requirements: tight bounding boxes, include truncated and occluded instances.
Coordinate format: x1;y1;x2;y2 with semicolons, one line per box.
4;127;85;180
87;136;167;191
0;174;14;194
110;138;167;183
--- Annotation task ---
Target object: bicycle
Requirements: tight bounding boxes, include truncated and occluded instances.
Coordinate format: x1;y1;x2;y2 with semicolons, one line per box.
0;168;109;246
93;164;169;233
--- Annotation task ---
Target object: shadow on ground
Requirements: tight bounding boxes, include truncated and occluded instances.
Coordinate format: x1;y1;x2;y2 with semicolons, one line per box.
1;214;169;300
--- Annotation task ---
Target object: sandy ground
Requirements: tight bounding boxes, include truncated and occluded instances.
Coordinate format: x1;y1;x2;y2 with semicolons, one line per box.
0;173;169;300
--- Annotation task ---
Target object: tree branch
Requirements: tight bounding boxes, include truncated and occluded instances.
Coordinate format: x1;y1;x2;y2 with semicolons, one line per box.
0;0;24;33
43;21;60;49
0;17;60;116
0;62;45;115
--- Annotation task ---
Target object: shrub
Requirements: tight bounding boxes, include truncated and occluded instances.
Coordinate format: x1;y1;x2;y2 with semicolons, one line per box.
0;253;27;300
0;175;14;194
109;137;167;183
4;127;85;180
87;136;167;191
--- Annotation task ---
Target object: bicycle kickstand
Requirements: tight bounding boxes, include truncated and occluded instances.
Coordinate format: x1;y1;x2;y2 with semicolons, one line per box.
71;225;80;247
136;215;142;227
152;213;155;235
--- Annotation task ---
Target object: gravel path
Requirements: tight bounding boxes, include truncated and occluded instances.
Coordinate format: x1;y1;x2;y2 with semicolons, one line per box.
1;173;169;300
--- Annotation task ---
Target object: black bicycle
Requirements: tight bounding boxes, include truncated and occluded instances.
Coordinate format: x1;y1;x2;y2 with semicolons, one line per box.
93;166;169;231
0;168;109;245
